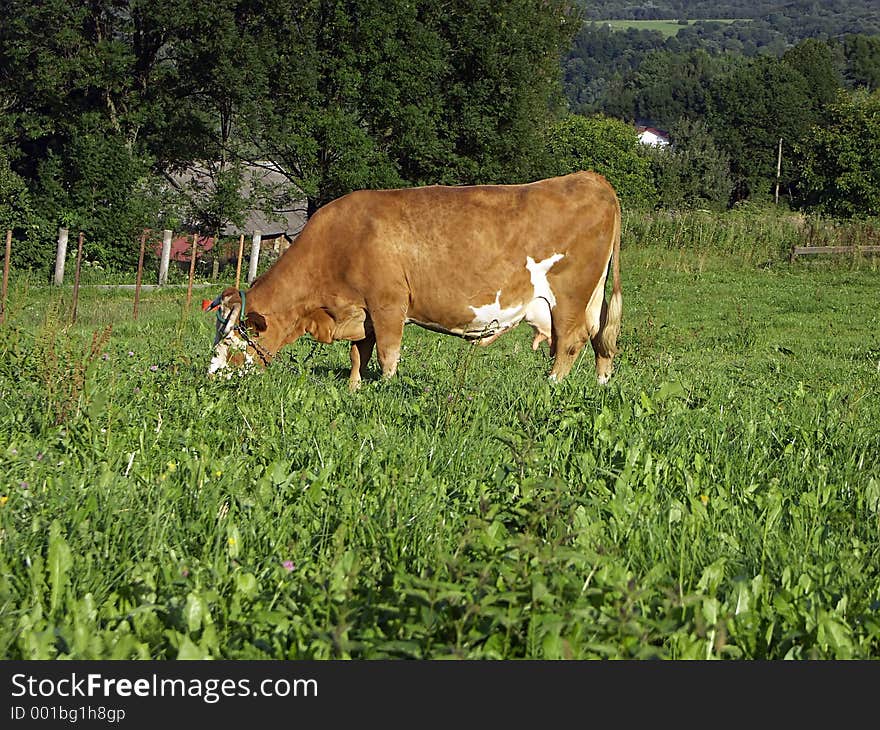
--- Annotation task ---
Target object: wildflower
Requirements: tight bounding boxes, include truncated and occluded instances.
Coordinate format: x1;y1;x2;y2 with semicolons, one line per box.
214;470;222;478
134;387;140;394
35;452;44;461
699;494;709;506
282;560;295;572
181;567;190;578
0;496;8;507
166;461;177;472
19;481;28;490
149;365;159;372
101;353;109;361
128;351;134;357
228;537;237;547
9;448;17;456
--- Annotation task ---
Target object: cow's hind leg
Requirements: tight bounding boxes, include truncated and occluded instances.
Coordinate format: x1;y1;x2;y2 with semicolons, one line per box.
370;306;406;379
547;306;590;382
348;332;376;391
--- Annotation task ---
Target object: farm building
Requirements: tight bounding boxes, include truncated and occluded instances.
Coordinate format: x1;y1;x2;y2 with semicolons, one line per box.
155;161;307;266
636;125;670;148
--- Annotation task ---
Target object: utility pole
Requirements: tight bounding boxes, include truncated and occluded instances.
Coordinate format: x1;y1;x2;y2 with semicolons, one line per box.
774;138;783;205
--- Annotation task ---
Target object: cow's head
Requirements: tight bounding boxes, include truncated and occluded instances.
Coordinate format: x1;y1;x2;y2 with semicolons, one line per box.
203;287;268;377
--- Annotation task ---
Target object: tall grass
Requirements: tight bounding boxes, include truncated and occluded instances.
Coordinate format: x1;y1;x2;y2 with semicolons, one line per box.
0;217;879;659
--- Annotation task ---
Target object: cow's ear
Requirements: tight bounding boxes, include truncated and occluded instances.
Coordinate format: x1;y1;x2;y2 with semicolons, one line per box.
220;287;240;308
244;311;267;333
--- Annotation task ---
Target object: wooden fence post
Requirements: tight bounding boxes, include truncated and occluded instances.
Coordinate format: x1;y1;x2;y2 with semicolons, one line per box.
134;231;147;320
211;233;220;280
234;233;245;289
71;232;84;324
186;232;198;312
1;230;10;325
158;228;172;286
53;227;69;286
774;137;783;205
247;229;261;285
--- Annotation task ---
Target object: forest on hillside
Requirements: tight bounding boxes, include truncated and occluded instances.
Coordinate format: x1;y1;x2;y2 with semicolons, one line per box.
577;0;880;26
2;0;880;273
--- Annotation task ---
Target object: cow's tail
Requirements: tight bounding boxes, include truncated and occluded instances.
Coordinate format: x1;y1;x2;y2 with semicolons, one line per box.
596;200;622;358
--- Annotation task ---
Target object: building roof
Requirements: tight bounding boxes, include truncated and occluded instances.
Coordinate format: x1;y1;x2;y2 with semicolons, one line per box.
636;125;671;147
165;161;307;238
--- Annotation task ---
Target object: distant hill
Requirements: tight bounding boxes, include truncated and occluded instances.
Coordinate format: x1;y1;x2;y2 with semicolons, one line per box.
563;0;880;116
578;1;880;26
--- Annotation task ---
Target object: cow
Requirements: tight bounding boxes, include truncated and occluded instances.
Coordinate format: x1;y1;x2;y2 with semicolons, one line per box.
204;171;622;389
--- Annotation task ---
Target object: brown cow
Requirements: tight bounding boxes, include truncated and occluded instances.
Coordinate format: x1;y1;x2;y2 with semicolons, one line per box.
205;171;622;389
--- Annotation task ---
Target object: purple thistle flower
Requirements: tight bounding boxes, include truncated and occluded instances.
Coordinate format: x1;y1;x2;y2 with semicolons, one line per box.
282;560;295;572
128;351;135;357
149;365;159;372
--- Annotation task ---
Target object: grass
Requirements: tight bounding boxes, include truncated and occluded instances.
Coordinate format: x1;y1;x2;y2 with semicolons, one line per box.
593;19;745;38
1;211;879;659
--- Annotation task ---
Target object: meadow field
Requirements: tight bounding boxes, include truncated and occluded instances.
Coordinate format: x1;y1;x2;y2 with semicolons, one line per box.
1;210;879;659
593;19;742;37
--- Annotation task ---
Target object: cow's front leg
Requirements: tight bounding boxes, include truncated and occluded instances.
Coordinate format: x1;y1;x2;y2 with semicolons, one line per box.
371;307;406;379
348;333;376;390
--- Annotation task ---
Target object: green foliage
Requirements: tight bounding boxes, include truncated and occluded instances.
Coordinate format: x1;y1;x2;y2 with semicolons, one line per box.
707;55;816;202
0;153;33;235
546;114;657;208
31;120;154;270
650;118;733;210
2;220;879;659
840;34;880;91
795;89;880;218
251;0;578;214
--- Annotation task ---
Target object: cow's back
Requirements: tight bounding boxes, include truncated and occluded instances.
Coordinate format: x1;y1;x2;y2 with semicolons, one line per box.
317;172;619;333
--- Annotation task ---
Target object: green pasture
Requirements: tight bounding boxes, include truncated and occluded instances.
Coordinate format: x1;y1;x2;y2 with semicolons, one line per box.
1;212;879;659
594;19;743;37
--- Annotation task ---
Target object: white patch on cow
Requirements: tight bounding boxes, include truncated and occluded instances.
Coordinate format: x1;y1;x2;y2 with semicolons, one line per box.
207;333;255;377
466;290;524;338
464;253;565;341
585;267;609;338
526;253;563;306
524;297;552;343
208;342;229;375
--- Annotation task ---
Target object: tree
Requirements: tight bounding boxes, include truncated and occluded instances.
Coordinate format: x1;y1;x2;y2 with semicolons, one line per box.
247;0;578;216
840;34;880;91
795;89;880;218
0;0;189;268
781;39;842;115
545;114;657;208
707;55;815;202
650;118;733;210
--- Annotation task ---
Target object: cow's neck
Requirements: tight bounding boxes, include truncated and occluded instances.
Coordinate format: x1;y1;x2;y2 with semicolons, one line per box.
241;245;318;354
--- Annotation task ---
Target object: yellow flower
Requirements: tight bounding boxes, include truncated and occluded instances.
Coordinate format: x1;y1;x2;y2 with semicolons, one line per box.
167;461;177;472
0;495;8;507
214;470;222;478
699;494;709;506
